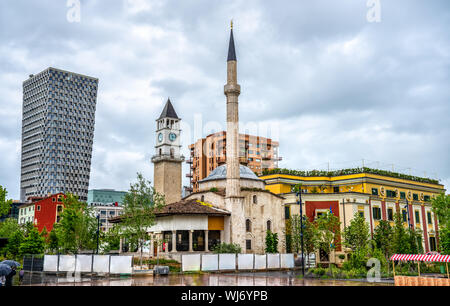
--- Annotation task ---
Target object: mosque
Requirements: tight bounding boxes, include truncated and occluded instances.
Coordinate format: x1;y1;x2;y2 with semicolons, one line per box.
144;25;286;256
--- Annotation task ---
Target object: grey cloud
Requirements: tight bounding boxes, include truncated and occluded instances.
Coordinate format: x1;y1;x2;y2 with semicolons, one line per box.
0;0;449;199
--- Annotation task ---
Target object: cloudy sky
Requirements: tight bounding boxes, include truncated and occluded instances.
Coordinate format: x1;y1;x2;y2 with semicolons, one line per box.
0;0;449;200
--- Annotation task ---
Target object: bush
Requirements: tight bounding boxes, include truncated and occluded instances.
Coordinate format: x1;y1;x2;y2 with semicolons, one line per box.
212;243;242;254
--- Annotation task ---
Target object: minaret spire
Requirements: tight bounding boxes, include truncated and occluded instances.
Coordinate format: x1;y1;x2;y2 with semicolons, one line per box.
224;23;241;198
227;22;237;62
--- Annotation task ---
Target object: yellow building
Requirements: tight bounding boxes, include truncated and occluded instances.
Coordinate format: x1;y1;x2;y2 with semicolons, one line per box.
260;167;445;261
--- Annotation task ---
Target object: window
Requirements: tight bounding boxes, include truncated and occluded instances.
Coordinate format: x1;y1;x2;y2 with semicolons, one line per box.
333;187;340;193
386;190;396;198
37;205;41;212
246;240;252;250
357;206;365;218
387;208;394;221
246;219;251;232
402;209;407;222
424;195;430;202
400;192;406;199
430;237;436;252
372;188;378;196
285;206;290;220
267;220;272;232
415;211;420;224
372;207;382;220
427;212;432;225
253;195;257;204
413;194;419;201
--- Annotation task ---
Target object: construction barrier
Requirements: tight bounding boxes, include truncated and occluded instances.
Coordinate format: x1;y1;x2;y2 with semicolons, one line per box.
181;253;295;272
42;254;132;275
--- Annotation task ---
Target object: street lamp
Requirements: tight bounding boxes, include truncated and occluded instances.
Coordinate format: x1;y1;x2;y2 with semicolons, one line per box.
297;189;305;276
405;200;412;229
96;214;100;254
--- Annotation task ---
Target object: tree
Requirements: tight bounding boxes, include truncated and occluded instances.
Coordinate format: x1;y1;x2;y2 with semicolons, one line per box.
431;193;450;254
56;194;98;254
20;227;45;255
0;218;21;238
374;220;394;273
289;215;319;259
343;213;370;252
48;228;60;254
302;217;319;260
0;185;12;217
374;220;394;260
265;230;279;253
431;194;450;228
438;226;450;255
407;228;424;254
392;212;410;254
316;212;341;262
5;230;24;258
118;173;165;266
101;225;121;254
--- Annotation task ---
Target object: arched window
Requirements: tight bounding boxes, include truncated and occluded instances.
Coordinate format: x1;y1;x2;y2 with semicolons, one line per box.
201;195;205;202
253;195;257;204
159;148;162;156
267;220;272;232
246;219;252;232
170;148;174;157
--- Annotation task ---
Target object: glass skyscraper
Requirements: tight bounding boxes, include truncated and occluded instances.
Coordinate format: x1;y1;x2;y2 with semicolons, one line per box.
20;67;98;202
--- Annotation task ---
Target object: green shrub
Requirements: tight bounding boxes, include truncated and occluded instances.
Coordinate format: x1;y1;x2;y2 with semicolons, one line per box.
212;243;242;254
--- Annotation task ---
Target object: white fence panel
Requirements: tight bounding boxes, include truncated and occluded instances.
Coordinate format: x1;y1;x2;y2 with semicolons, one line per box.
254;255;267;270
110;256;132;274
75;255;93;273
237;254;254;270
201;254;218;271
182;254;201;272
267;254;280;269
59;255;76;272
281;254;294;269
43;255;58;272
219;254;236;271
93;255;110;273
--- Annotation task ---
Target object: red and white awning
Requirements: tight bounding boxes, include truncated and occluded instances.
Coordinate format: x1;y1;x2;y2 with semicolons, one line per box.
390;254;450;262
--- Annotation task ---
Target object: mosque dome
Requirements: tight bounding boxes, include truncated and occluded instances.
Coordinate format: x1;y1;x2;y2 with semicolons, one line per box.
200;164;261;182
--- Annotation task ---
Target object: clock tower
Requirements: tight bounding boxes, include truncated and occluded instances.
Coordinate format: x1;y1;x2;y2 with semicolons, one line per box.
151;98;184;204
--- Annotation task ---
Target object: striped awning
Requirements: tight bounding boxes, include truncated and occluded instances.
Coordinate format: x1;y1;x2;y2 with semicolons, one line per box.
390;254;450;262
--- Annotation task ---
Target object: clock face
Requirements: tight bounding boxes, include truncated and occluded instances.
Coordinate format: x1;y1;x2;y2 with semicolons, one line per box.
158;133;163;143
169;133;177;142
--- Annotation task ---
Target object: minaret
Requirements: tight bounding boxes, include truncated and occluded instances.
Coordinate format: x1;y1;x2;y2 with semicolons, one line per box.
224;22;246;252
225;21;241;198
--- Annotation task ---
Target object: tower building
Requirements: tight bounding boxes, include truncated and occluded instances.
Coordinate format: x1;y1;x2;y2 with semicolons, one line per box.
151;99;185;204
20;67;98;202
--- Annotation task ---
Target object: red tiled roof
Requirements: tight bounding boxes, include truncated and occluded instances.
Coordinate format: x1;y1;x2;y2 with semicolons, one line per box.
109;199;230;223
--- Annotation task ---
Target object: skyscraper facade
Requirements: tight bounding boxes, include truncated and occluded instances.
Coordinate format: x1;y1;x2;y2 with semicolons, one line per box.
20;67;98;202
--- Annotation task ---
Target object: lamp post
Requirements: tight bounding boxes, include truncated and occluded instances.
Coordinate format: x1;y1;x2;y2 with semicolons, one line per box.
297;189;305;276
96;214;100;254
405;200;412;229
